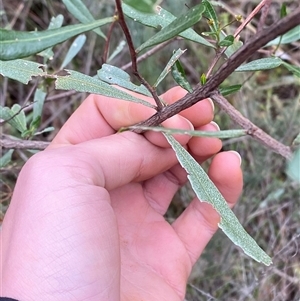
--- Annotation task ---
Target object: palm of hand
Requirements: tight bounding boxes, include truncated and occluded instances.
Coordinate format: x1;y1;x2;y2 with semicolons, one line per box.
2;88;243;301
111;179;191;300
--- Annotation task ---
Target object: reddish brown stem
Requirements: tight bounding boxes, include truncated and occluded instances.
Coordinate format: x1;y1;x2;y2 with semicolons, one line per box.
136;7;300;129
114;0;163;110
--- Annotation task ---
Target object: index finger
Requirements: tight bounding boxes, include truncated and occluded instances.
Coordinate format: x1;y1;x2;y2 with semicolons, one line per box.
49;86;214;148
49;92;156;147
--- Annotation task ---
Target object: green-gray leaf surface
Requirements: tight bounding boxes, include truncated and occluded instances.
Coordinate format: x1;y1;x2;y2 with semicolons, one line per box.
154;48;186;87
0;17;113;60
282;62;300;78
33;87;47;123
98;64;152;97
286;149;300;182
219;84;242;96
0;104;27;133
266;25;300;46
0;149;14;168
38;14;64;60
164;134;272;266
60;34;87;69
56;70;155;108
62;0;106;39
123;3;213;48
235;57;283;72
123;0;157;13
128;126;247;139
0;59;46;84
136;4;205;52
202;0;219;32
171;59;193;93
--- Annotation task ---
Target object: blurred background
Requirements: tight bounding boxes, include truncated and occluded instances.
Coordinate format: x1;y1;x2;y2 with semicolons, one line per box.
1;0;299;300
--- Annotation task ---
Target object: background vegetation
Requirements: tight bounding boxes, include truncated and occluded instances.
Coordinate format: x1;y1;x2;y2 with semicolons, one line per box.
1;0;299;300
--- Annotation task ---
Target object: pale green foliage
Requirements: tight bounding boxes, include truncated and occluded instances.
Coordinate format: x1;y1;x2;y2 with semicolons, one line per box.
0;104;27;133
235;57;300;78
0;150;14;168
286;149;300;182
38;15;64;60
60;34;87;69
127;126;247;139
124;0;158;13
62;0;106;38
123;3;213;48
154;48;186;87
55;70;155;108
0;59;46;84
267;25;300;46
235;57;284;71
164;134;272;266
136;4;206;52
98;64;151;96
1;0;299;269
0;17;113;60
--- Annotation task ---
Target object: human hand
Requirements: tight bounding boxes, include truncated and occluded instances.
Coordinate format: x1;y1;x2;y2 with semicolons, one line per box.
1;87;243;301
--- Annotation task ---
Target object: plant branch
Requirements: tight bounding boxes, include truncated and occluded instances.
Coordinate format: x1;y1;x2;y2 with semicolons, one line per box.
210;92;292;159
114;0;163;110
136;7;300;128
235;0;268;37
102;18;117;63
121;39;176;71
206;0;270;78
0;137;49;150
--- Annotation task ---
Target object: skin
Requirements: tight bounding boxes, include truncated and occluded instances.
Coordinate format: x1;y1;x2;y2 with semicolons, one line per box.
0;86;243;301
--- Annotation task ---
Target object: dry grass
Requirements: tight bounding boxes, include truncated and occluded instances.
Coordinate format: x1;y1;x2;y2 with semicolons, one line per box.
1;0;300;300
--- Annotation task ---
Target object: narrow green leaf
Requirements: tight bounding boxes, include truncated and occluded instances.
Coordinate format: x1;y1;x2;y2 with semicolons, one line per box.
200;73;207;85
98;64;151;97
0;104;27;133
124;0;157;13
34;126;55;136
11;104;27;133
219;35;234;47
62;0;106;39
266;25;300;46
286;149;300;182
107;40;126;63
219;84;242;96
123;3;214;48
164;134;272;266
282;62;300;78
224;37;243;57
48;14;64;28
38;14;64;60
136;4;206;52
0;59;46;84
201;31;218;37
154;48;186;87
235;57;283;72
292;133;300;146
0;107;18;131
0;17;114;60
280;3;287;18
32;86;47;128
56;70;155;108
127;126;247;138
60;34;87;69
0;149;14;168
202;0;219;32
171;59;193;93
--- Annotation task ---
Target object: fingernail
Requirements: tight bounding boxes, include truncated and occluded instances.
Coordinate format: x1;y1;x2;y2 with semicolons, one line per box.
207;98;214;112
209;121;220;131
228;151;242;166
186;118;194;131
